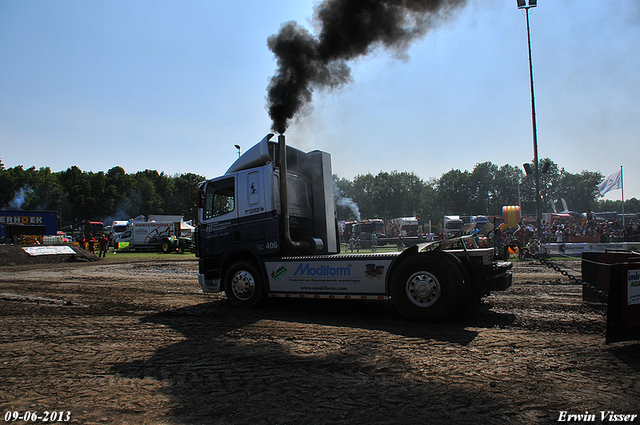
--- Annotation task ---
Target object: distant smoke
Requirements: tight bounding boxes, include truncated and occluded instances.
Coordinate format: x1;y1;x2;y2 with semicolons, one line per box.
6;186;34;210
333;181;361;220
267;0;467;134
337;197;361;221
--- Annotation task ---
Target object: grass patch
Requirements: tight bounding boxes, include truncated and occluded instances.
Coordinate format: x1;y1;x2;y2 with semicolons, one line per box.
98;250;197;263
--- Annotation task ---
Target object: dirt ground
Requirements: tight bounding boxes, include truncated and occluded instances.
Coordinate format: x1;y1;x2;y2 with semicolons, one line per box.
1;248;639;424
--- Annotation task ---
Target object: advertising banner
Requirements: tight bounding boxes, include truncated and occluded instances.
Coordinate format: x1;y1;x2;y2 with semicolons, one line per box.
265;258;394;294
22;246;76;256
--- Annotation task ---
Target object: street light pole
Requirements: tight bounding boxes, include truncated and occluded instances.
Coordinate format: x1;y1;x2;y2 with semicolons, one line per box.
517;0;542;240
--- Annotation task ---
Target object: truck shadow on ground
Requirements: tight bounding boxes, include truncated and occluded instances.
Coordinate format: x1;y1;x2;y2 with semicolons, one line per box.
112;299;517;424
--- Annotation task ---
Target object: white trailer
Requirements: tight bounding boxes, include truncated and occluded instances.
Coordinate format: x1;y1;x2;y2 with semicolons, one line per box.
115;221;176;251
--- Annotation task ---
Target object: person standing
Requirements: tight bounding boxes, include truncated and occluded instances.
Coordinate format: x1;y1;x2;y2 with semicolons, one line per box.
99;233;109;258
87;235;96;254
555;226;565;253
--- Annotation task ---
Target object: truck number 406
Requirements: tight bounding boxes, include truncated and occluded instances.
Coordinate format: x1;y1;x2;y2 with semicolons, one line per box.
258;241;279;251
266;241;278;250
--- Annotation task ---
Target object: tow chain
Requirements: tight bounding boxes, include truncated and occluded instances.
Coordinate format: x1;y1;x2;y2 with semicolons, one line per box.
520;239;608;300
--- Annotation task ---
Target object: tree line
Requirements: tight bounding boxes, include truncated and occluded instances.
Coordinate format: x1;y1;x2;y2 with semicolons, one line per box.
334;158;639;224
1;158;637;229
0;160;204;228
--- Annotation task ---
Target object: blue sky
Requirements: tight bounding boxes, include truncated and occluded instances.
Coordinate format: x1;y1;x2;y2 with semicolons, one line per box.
1;0;638;204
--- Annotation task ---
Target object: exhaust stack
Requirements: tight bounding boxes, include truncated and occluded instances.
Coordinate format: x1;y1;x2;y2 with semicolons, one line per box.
278;134;322;252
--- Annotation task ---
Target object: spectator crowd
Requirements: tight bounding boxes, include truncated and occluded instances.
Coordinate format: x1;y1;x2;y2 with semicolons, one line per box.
501;215;640;251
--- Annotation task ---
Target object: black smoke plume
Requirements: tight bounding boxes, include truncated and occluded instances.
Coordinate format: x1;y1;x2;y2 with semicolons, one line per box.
267;0;467;134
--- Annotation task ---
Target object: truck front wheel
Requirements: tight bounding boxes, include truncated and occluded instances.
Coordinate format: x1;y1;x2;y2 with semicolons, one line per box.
224;261;266;308
390;254;463;322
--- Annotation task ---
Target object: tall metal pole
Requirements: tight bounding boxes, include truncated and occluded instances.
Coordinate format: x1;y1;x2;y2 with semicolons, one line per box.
621;165;625;228
524;6;542;240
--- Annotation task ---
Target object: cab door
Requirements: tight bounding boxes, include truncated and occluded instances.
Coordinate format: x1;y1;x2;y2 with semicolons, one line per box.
199;176;238;258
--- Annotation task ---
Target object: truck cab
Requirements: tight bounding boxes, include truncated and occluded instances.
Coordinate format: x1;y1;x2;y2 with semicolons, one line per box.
443;215;464;238
196;134;338;292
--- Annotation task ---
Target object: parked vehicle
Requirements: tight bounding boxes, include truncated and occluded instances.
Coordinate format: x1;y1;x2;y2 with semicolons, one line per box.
351;219;386;248
161;222;195;253
110;220;129;245
385;217;419;237
115;222;175;251
443;215;464;238
83;219;104;237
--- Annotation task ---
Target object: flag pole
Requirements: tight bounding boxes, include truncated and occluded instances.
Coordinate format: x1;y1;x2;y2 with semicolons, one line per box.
621;165;625;228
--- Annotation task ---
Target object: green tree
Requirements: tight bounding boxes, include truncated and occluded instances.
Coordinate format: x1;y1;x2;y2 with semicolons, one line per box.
170;173;205;222
468;162;498;215
29;167;64;212
492;164;524;210
104;166;133;219
558;170;603;212
131;171;164;216
59;166;92;220
437;169;471;215
349;173;378;219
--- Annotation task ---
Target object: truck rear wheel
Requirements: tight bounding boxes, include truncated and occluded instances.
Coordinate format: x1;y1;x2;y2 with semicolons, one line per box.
224;261;266;308
390;253;463;322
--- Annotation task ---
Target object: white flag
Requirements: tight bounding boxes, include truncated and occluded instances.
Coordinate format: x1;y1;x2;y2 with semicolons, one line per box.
598;170;622;196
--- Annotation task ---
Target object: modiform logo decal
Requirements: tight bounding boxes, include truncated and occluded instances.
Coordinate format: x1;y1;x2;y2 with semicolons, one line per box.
294;263;351;277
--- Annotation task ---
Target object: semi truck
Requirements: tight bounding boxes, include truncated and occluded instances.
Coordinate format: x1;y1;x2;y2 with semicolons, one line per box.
195;134;512;321
82;219;104;237
351;219;386;248
443;215;464;238
385;217;419;237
